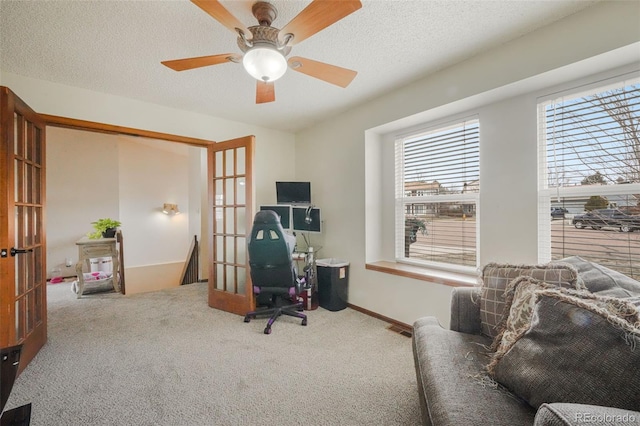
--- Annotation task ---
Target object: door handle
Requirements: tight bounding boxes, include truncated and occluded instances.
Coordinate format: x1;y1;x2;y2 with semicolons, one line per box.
10;247;33;257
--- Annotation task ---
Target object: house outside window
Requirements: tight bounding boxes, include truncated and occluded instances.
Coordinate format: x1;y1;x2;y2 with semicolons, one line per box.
395;118;479;271
538;76;640;279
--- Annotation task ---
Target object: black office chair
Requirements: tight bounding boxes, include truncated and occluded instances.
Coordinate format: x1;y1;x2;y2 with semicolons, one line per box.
244;210;307;334
1;345;32;426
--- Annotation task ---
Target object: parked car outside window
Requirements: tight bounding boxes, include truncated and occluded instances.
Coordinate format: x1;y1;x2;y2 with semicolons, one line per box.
551;207;568;219
571;209;640;232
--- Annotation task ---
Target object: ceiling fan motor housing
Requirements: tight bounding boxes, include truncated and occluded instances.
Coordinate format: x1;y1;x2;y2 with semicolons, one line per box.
237;26;291;57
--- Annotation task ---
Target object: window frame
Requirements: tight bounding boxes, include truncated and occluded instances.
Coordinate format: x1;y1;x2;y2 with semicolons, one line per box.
537;74;640;276
394;116;480;274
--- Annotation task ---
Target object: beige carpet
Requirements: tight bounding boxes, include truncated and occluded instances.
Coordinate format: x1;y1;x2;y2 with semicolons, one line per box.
6;282;422;425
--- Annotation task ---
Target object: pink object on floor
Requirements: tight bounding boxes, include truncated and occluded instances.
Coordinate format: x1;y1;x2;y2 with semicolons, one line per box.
82;271;110;282
50;277;64;284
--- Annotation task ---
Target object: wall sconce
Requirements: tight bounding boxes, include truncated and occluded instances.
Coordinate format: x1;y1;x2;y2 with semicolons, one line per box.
162;203;180;215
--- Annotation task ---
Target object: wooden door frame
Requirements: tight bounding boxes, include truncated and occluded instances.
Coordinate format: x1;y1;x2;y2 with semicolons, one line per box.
41;115;216;148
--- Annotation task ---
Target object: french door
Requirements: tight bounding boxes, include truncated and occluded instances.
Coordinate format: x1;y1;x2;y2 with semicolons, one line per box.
207;136;255;315
0;87;47;374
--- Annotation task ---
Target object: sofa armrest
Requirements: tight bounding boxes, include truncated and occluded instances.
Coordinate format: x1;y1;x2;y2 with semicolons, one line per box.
449;287;482;334
535;403;640;426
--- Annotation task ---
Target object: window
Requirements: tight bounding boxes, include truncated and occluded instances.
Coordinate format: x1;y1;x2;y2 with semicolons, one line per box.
395;118;479;271
538;77;640;279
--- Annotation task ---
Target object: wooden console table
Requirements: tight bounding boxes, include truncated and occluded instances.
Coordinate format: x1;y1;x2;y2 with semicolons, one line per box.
75;237;120;298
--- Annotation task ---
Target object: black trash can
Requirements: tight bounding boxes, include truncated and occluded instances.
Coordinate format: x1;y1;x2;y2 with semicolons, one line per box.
316;258;349;311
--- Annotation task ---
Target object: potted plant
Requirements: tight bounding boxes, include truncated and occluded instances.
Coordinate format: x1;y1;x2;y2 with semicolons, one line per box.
404;217;427;257
88;218;122;239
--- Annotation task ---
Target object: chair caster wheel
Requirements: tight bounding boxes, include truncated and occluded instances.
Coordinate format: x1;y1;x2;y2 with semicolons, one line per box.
302;319;307;326
244;315;251;323
264;327;272;334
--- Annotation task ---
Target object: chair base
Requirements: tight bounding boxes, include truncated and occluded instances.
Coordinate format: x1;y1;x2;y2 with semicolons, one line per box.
244;301;307;334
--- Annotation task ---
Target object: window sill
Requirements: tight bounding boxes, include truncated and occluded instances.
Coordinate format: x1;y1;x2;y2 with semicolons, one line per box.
365;261;477;288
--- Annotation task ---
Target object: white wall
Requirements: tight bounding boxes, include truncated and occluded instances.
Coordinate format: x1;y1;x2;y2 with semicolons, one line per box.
478;95;539;264
46;127;120;277
117;137;190;266
117;136;191;293
188;147;207;280
295;1;640;327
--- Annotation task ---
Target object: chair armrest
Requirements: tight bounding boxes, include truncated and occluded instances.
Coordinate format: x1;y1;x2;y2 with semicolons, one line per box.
535;403;640;426
449;286;482;334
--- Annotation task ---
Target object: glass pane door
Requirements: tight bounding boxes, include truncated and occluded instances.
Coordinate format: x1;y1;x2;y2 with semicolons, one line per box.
0;87;47;374
207;136;254;315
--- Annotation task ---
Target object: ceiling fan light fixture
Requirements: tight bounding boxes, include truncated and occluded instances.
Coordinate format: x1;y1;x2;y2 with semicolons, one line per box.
242;44;287;82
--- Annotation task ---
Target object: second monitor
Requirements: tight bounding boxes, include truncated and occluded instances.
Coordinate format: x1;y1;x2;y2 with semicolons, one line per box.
292;206;321;233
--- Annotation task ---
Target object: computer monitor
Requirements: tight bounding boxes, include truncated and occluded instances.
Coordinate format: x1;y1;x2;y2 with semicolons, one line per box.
292;206;321;233
259;205;292;229
276;181;311;205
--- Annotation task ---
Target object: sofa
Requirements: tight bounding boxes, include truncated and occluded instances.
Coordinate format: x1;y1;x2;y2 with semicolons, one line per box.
412;256;640;425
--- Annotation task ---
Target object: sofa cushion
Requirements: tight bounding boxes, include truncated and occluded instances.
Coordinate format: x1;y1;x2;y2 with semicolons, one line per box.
412;317;535;425
489;276;640;367
479;262;580;338
560;256;640;297
491;276;564;353
491;290;640;412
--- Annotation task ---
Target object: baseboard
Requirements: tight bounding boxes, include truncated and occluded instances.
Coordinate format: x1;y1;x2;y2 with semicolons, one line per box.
347;303;413;336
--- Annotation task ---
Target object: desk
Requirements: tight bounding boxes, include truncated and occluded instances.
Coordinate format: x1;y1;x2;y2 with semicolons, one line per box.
75;237;120;298
293;248;318;310
292;252;307;261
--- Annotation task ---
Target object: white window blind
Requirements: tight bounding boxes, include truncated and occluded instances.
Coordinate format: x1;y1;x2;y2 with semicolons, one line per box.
538;77;640;279
395;118;479;271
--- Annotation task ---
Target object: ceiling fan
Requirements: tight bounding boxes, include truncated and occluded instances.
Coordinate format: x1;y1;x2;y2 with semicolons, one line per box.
162;0;362;104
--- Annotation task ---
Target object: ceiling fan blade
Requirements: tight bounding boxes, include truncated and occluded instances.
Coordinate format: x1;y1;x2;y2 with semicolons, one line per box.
161;54;241;71
278;0;361;46
288;56;357;88
256;81;275;104
191;0;250;37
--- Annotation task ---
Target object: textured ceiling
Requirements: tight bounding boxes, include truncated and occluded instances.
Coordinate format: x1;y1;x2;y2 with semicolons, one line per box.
0;0;598;132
